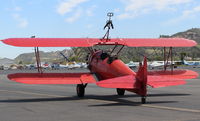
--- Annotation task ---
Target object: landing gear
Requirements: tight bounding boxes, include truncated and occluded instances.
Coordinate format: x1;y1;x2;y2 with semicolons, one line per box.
116;88;125;96
76;84;87;97
141;96;146;104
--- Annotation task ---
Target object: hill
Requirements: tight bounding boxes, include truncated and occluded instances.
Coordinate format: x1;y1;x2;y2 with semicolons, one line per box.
15;49;73;64
0;58;15;66
170;28;200;60
171;28;200;43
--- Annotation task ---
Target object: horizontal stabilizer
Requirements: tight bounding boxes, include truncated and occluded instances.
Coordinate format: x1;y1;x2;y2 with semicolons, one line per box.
1;38;196;47
147;76;186;88
96;75;136;89
148;70;198;79
8;73;96;84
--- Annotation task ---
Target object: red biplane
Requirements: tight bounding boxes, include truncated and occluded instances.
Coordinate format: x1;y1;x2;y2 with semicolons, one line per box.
0;13;198;104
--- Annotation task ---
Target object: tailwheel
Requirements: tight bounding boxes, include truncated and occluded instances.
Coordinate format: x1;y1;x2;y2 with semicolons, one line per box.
116;88;125;96
141;96;146;104
76;84;85;97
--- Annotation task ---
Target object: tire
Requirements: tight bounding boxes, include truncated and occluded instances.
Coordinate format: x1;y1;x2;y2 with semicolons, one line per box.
116;88;125;96
141;97;146;104
76;84;85;97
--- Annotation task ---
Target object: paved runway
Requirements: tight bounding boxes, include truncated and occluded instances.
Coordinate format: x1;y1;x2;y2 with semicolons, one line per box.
0;68;200;121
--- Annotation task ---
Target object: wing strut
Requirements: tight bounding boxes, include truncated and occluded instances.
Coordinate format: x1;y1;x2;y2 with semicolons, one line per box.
163;47;173;73
34;47;43;73
32;36;43;73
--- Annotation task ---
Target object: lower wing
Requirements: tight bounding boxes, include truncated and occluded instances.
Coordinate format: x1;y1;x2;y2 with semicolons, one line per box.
147;76;185;88
8;73;96;84
97;74;190;89
148;70;198;79
146;69;198;88
8;69;197;88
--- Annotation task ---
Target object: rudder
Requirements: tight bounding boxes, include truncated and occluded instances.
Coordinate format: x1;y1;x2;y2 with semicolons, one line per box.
135;57;147;99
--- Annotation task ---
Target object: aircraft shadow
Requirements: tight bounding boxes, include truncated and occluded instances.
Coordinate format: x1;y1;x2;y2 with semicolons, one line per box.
147;93;191;97
0;93;189;106
0;97;79;103
86;95;178;107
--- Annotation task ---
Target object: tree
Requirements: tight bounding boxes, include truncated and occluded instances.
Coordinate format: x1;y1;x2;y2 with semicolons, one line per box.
18;61;23;64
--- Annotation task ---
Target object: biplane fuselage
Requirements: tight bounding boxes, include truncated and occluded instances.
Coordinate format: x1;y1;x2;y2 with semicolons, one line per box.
1;38;198;104
0;13;198;104
88;50;147;97
89;50;135;80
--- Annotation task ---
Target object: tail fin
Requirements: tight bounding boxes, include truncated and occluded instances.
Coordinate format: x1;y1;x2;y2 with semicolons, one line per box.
135;57;147;96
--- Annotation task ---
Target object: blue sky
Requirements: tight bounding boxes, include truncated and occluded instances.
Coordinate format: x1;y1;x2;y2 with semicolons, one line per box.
1;0;200;59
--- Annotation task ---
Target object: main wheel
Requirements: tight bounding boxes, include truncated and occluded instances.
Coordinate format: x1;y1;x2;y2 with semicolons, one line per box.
116;88;125;96
141;97;146;104
76;84;85;97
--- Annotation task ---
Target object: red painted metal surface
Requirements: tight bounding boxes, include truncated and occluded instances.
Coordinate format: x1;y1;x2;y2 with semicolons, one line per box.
89;51;135;79
97;74;186;89
1;38;197;47
147;76;186;88
6;50;198;94
97;75;136;89
95;56;148;96
148;70;198;79
95;57;189;91
1;37;198;98
122;38;197;47
8;73;96;84
1;38;100;47
135;57;147;96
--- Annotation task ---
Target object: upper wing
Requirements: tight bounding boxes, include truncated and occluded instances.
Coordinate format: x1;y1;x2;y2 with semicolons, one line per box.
1;38;100;47
8;73;96;84
1;38;196;47
122;38;197;47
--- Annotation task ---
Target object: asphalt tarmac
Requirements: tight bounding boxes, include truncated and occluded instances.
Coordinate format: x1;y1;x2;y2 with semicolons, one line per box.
0;68;200;121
